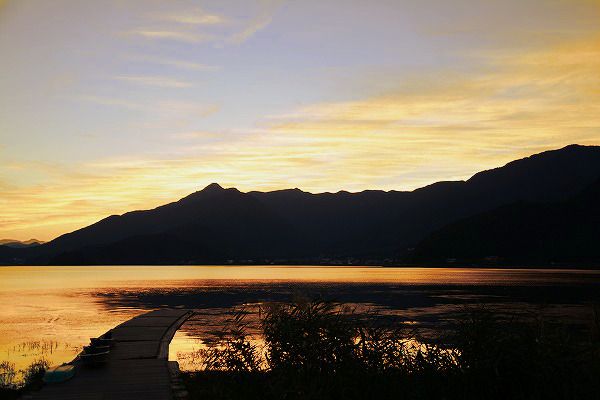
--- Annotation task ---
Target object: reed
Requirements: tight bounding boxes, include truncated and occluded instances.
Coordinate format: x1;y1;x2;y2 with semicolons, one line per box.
183;300;600;400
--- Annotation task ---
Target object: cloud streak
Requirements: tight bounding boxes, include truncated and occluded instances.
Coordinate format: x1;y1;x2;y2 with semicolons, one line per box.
127;1;280;46
115;75;194;88
164;9;227;26
228;0;282;44
134;56;219;71
127;29;211;43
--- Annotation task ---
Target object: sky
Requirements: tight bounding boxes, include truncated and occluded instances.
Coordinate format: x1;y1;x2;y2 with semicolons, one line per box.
1;0;599;241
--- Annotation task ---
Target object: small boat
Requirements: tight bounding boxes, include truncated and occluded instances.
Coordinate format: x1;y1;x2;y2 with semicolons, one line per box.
90;337;114;347
83;345;110;353
79;345;110;366
90;331;114;347
42;364;75;384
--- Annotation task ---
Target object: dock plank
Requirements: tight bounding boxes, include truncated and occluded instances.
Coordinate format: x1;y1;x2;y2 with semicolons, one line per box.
110;341;161;359
111;326;168;341
118;317;181;328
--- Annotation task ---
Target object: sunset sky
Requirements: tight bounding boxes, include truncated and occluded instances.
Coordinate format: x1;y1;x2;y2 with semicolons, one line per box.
1;0;600;241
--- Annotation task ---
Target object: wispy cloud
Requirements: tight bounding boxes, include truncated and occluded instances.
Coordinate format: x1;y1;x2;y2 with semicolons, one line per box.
228;17;272;45
126;2;280;46
126;6;226;44
155;101;220;118
259;34;600;172
164;9;227;26
115;75;193;88
170;131;221;140
145;58;218;71
80;96;220;126
127;29;211;43
80;95;145;110
228;0;282;44
126;55;219;71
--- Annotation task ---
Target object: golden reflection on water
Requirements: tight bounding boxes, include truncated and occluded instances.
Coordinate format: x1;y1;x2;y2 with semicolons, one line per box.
1;266;598;374
2;265;598;288
0;286;140;372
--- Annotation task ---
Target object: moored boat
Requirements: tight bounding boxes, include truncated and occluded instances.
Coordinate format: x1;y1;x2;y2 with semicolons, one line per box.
90;330;114;347
79;344;110;366
42;364;75;383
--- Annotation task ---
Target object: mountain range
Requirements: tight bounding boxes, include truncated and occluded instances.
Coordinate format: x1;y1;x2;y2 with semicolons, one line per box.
1;144;599;267
0;239;44;248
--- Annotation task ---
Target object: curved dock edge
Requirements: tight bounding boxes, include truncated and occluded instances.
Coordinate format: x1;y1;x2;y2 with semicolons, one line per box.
159;310;194;359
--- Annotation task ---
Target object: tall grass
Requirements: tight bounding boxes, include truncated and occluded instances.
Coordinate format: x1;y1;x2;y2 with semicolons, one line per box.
183;300;600;400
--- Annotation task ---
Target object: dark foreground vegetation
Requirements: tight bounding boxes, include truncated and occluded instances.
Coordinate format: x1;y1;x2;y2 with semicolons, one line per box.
0;359;48;399
182;301;600;400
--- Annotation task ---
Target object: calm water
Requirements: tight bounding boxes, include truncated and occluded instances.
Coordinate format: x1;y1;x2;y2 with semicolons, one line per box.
1;266;598;373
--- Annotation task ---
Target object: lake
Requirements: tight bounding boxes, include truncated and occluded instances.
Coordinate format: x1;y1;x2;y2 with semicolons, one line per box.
1;266;598;374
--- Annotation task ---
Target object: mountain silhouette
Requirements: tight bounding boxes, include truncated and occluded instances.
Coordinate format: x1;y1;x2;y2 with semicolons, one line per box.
2;144;599;266
411;177;600;266
0;238;44;248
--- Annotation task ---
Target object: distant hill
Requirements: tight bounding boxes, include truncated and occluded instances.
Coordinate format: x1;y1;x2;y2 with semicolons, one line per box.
2;144;600;266
411;178;600;266
0;239;44;248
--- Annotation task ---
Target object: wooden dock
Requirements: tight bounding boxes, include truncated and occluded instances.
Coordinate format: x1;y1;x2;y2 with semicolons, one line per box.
28;309;193;400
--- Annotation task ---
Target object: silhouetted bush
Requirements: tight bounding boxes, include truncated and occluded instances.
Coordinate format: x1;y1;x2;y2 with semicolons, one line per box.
182;301;599;400
201;311;262;373
0;358;49;399
21;359;49;390
263;300;358;375
0;361;16;389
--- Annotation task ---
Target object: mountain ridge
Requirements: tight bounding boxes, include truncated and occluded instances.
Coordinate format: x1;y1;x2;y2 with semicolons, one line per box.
0;239;45;248
2;144;600;266
411;177;600;266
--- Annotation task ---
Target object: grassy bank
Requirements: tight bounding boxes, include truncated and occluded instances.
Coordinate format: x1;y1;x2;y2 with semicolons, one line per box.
181;301;600;400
